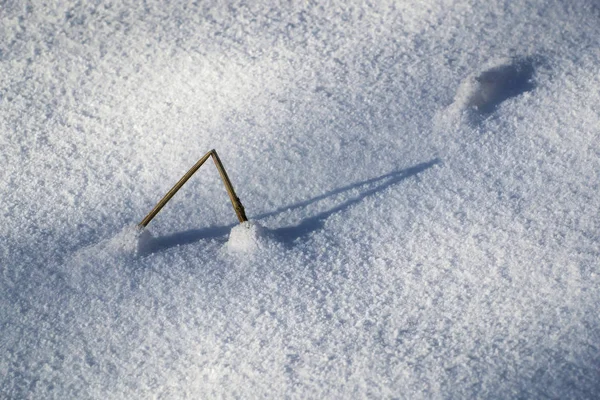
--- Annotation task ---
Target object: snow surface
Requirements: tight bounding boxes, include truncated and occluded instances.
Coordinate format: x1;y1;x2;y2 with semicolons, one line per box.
2;0;600;398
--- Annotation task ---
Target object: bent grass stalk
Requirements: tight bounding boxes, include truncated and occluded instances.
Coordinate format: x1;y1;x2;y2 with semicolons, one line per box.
139;149;248;229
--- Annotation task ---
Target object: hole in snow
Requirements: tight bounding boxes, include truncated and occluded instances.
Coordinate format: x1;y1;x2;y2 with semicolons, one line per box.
467;57;536;114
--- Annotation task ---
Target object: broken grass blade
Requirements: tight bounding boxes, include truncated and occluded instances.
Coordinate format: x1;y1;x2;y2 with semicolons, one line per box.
138;149;247;228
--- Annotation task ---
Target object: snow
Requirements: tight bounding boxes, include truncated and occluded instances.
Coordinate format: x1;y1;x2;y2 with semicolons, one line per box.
2;0;600;398
225;221;270;253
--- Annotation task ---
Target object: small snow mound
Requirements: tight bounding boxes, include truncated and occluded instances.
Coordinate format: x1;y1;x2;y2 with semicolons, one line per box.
62;225;142;294
75;224;142;259
136;228;155;256
225;221;268;253
68;224;142;267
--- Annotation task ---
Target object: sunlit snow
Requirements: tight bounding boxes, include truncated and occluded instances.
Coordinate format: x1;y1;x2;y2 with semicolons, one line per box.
2;1;599;398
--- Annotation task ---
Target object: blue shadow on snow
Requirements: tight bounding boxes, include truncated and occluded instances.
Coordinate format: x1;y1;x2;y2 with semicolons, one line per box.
145;158;440;252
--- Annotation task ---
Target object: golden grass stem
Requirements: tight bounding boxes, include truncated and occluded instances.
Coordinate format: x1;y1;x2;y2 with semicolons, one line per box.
139;149;247;228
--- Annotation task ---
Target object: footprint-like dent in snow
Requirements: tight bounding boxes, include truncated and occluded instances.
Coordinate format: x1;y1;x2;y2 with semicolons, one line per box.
442;57;538;126
468;57;536;114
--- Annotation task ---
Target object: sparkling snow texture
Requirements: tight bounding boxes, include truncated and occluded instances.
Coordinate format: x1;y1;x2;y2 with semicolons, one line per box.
1;1;600;398
225;221;270;253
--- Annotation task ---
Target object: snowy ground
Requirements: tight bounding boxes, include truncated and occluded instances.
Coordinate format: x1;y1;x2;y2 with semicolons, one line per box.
2;0;600;398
